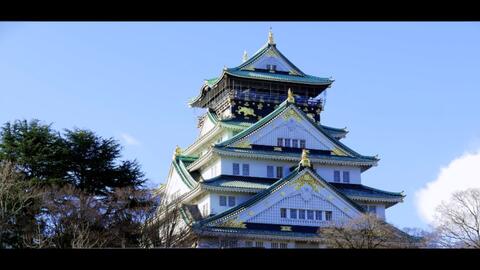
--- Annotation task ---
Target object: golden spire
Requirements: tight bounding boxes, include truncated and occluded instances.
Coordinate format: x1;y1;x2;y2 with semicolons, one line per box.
287;88;295;103
300;149;311;168
243;50;248;62
268;27;275;45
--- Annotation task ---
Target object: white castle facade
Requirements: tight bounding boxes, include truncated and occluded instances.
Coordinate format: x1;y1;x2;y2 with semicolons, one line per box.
160;31;405;248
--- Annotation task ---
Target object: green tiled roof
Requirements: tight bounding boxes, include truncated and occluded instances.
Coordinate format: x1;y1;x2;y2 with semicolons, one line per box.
216;101;377;162
214;146;377;164
202;175;277;191
196;167;365;228
331;183;404;204
225;69;332;85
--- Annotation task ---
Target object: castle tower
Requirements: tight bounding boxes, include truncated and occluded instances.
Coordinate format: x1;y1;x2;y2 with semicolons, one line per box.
161;31;405;248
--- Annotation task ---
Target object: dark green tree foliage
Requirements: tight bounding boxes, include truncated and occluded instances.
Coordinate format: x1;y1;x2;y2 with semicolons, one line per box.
63;129;145;196
0;120;146;195
0;119;149;248
0;120;66;183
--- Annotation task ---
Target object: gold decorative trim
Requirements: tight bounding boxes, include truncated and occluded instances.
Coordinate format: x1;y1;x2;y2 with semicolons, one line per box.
282;108;302;122
273;147;283;151
219;218;246;229
290;172;323;192
280;226;292;232
235;140;252;149
331;147;348;156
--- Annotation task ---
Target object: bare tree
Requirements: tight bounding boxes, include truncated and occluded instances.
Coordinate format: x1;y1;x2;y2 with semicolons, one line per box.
140;192;196;248
434;188;480;248
0;161;42;248
319;214;414;248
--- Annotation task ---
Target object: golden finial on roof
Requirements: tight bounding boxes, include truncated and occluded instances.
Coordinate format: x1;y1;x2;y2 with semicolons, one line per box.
174;145;182;158
243;50;248;62
268;27;275;45
287;88;295;103
300;149;311;168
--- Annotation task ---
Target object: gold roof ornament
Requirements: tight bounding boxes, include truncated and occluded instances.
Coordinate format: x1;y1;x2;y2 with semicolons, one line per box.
287;88;295;103
242;50;248;62
268;27;275;45
174;145;182;158
300;149;311;168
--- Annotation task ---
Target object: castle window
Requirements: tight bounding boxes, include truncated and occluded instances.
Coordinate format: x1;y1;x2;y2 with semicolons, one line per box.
284;138;291;147
368;205;377;214
267;166;274;178
343;171;350;183
233;163;240;175
315;210;322;220
292;139;299;148
245;241;253;247
279;243;288;249
290;209;297;219
280;208;287;218
325;211;333;221
271;242;279;249
277;138;283;147
307;210;314;220
276;166;283;178
219;196;227;206
228;196;236;207
334;171;341;182
255;241;264;248
300;139;306;148
299;209;306;219
242;164;250;176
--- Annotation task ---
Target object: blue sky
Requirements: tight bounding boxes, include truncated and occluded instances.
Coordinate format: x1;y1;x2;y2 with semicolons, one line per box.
1;22;480;230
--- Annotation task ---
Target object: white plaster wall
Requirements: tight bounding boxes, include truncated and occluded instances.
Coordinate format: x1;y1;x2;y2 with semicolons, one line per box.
163;166;192;203
199;116;216;137
196;194;211;217
209;192;253;215
245;113;335;151
315;165;362;184
246;193;351;227
200;158;221;180
221;157;296;178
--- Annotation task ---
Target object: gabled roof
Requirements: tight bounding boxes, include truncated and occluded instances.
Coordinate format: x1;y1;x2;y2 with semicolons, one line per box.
190;40;334;107
196;166;365;228
216;100;378;162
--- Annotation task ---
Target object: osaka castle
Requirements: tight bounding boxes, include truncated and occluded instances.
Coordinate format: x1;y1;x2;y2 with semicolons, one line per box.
161;30;405;248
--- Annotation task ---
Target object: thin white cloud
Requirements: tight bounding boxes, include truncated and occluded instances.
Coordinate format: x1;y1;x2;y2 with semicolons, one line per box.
120;133;140;146
416;149;480;225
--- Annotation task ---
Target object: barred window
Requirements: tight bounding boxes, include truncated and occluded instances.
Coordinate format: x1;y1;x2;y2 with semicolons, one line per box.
284;138;291;147
267;165;274;178
242;164;250;176
280;208;287;218
290;209;297;219
277;138;283;147
315;210;322;220
245;241;253;247
279;243;288;249
276;166;283;178
307;210;314;220
325;211;333;221
343;171;350;183
300;139;306;148
219;196;227;206
228;196;236;207
233;163;240;175
255;241;264;248
292;139;299;148
334;171;341;182
299;209;306;219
